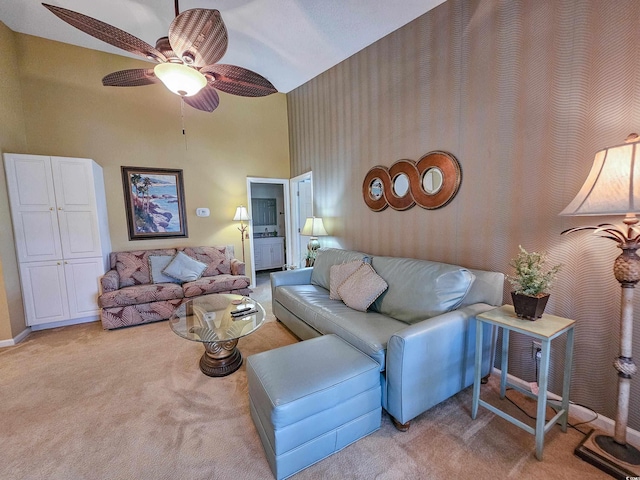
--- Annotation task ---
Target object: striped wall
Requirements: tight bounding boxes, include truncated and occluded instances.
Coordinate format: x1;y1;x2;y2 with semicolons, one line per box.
288;0;640;430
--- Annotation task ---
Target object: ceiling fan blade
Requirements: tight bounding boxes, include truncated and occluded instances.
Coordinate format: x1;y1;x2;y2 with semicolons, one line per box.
42;3;166;63
169;9;227;68
102;69;159;87
182;86;220;112
201;64;277;97
155;37;180;62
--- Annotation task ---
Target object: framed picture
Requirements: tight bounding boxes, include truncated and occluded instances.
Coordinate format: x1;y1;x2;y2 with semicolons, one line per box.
121;166;188;240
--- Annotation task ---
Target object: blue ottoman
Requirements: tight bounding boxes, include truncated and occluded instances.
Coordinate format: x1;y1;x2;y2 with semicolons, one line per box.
247;334;381;480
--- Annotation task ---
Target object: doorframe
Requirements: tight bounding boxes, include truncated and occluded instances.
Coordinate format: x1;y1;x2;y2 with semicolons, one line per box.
246;177;292;288
289;171;313;269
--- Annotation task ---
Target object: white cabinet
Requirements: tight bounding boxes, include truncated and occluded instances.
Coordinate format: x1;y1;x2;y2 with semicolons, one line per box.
4;154;111;329
254;237;285;271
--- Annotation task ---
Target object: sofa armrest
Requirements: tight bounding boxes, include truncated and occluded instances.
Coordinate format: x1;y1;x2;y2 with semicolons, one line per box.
270;267;313;297
384;303;496;424
100;269;120;294
231;258;245;276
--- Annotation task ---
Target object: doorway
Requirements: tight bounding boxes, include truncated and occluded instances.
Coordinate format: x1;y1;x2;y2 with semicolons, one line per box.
246;178;291;288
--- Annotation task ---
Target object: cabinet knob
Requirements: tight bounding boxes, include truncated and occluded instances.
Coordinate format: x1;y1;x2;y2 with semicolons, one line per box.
50;207;54;211
58;207;63;210
64;261;68;264
57;262;61;265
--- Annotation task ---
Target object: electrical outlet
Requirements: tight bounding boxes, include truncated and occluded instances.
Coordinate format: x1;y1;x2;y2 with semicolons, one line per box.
531;340;542;360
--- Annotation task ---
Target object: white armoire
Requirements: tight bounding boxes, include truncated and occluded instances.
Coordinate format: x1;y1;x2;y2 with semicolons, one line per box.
3;154;111;329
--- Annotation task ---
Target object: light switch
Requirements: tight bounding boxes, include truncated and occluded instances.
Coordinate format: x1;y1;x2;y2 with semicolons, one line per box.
196;208;210;217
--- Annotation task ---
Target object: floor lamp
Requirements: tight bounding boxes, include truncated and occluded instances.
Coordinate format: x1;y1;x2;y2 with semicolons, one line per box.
560;134;640;478
233;205;250;263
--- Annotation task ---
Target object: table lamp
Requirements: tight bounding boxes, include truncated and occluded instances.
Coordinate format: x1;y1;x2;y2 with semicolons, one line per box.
560;134;640;478
233;206;250;263
301;216;328;266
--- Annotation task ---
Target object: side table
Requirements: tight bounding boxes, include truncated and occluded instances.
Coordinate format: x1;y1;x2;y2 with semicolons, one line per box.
471;304;575;460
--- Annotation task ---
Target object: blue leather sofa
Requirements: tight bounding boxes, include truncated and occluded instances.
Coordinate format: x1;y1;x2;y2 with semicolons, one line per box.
271;248;504;430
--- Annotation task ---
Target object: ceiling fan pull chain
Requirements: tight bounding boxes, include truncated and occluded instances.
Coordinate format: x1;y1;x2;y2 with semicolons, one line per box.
180;97;189;151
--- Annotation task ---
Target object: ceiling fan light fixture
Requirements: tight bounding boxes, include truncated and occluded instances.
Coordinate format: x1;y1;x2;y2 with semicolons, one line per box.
153;63;207;97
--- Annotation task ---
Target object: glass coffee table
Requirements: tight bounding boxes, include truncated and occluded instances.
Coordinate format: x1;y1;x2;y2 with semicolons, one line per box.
170;293;265;377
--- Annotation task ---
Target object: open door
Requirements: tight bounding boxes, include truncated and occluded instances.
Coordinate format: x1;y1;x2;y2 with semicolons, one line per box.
290;172;313;268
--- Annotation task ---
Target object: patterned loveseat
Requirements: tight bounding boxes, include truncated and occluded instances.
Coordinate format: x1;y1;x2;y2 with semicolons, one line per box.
98;246;251;329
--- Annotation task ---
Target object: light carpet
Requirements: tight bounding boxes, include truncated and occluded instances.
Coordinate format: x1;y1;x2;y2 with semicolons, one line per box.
0;277;609;479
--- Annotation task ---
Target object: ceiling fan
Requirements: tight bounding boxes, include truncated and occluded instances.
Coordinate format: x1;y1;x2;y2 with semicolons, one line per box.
42;1;277;113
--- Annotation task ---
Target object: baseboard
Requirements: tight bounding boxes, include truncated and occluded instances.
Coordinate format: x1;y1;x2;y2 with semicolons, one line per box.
0;327;32;348
30;315;99;331
493;368;640;446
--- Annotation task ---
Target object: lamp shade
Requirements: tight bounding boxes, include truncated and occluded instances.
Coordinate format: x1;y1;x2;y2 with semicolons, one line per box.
233;206;250;222
560;139;640;216
301;216;328;237
153;63;207;97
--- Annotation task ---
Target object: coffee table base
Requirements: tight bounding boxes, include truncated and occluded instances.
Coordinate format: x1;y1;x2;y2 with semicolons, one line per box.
199;339;242;377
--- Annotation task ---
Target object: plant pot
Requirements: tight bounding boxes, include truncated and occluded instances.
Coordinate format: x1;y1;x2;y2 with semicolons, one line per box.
511;292;549;320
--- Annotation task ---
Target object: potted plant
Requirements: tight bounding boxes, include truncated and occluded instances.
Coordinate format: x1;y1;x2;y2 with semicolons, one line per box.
508;245;562;320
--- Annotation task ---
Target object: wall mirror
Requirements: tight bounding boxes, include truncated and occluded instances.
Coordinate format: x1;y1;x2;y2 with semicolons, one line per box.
392;173;410;197
362;151;461;211
422;167;443;194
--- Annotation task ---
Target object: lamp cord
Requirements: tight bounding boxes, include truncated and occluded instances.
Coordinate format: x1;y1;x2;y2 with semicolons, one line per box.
503;388;598;436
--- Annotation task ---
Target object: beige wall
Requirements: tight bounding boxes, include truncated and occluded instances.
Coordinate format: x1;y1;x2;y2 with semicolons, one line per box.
0;30;289;340
0;23;28;340
288;0;640;429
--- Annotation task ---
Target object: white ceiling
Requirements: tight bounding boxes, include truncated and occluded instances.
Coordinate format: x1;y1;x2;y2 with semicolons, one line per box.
0;0;445;93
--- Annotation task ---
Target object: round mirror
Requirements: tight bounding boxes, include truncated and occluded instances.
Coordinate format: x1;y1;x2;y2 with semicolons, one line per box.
392;173;410;197
422;167;443;194
369;178;383;200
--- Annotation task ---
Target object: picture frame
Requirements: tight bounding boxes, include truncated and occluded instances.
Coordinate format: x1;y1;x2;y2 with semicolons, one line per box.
121;166;188;240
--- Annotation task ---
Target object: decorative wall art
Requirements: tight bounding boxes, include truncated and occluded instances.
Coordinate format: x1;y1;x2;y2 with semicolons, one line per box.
362;151;462;211
121;166;188;240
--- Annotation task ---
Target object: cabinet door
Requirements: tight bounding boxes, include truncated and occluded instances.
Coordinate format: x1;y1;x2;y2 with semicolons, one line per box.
3;154;63;262
269;239;284;267
19;261;69;326
64;257;103;318
254;242;265;270
51;157;102;259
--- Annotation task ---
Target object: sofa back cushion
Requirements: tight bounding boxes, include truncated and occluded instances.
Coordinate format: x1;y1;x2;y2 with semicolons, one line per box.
370;256;475;324
179;246;231;277
114;249;177;288
310;248;369;290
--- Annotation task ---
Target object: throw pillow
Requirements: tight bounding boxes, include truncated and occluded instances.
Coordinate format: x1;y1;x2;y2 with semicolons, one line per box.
148;254;182;284
162;251;207;283
338;263;388;312
329;260;362;300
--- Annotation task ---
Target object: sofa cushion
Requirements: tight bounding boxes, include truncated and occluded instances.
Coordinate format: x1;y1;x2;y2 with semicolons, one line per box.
274;284;407;369
182;274;251;298
114;249;177;287
99;283;184;308
329;260;362;300
338;263;388;312
311;248;369;290
163;251;207;282
371;256;475;324
149;254;182;284
180;246;231;277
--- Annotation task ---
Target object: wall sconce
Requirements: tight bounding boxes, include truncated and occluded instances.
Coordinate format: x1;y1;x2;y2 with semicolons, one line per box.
233;206;250;263
301;216;328;266
560;134;640;477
